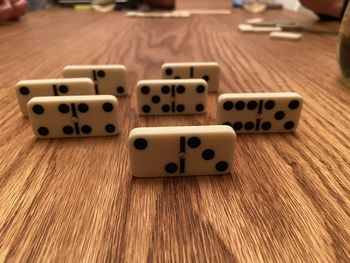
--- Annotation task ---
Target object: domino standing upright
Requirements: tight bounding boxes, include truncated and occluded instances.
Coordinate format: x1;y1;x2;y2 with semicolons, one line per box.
63;65;128;96
27;95;119;138
128;125;236;177
161;62;220;92
136;79;208;115
217;92;303;133
15;78;95;116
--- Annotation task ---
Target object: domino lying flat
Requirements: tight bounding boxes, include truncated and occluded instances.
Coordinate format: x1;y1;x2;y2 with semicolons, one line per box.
136;79;208;115
63;65;128;96
269;32;302;41
128;125;236;177
15;78;94;116
27;95;119;138
238;24;281;33
161;62;220;92
217;93;303;133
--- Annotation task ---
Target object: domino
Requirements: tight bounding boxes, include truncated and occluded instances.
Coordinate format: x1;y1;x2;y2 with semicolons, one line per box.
128;125;236;177
63;65;128;96
161;62;220;92
136;79;208;115
27;95;119;138
15;78;95;116
217;93;303;133
238;24;281;33
269;32;302;41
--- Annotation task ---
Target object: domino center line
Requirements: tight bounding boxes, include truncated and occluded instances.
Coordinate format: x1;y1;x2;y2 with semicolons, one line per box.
171;85;176;112
256;100;263;131
92;70;100;94
180;136;186;173
71;103;80;135
53;85;59;96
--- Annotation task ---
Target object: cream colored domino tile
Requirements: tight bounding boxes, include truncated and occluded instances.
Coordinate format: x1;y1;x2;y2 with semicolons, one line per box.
27;95;119;138
128;125;236;177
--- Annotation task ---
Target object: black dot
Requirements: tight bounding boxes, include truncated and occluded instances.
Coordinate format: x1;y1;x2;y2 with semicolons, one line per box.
284;121;295;130
196;85;205;93
134;138;147;150
103;103;114;112
152;96;160;104
38;127;49;136
244;122;254;131
161;86;170;94
59;85;68;93
216;161;228;172
162;104;170;112
165;163;178;173
32;105;44;115
289;100;300;110
165;68;173;75
223;101;233;111
81;125;92;134
78;103;89;113
275;111;285;120
188;137;201;148
105;124;116;133
176;85;185;94
19;86;29;95
265;100;275;110
261;122;272;130
116;86;124;94
58;104;70;114
223;122;231;126
97;70;105;78
142;105;151;113
233;122;243;131
176;104;185;112
141;86;150;95
202;75;209;82
235;101;245;110
195;104;204;112
63;126;74;135
174;76;181;79
247;101;257;110
202;149;215;160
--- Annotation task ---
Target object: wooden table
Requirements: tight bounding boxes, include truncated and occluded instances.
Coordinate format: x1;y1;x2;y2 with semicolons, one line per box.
0;7;349;262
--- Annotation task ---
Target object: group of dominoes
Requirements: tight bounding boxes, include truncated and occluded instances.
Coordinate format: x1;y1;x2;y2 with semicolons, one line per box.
15;62;303;178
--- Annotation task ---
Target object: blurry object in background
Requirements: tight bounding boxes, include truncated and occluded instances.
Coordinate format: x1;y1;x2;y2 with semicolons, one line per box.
115;0;140;10
278;0;300;11
58;0;139;8
243;18;337;35
27;0;49;11
74;3;91;10
233;0;244;8
233;0;282;10
242;1;267;13
126;10;189;18
0;0;27;20
299;0;343;19
176;0;231;10
147;0;173;9
266;2;282;9
91;0;115;12
338;1;350;87
58;0;173;10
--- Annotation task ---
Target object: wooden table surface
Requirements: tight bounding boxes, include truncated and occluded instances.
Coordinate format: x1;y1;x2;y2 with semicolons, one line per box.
0;7;349;262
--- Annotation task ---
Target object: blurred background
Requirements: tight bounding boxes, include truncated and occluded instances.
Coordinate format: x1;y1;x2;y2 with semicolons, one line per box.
26;0;319;14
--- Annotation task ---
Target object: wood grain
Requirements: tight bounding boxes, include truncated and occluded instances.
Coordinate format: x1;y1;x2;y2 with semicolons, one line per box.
0;7;349;262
